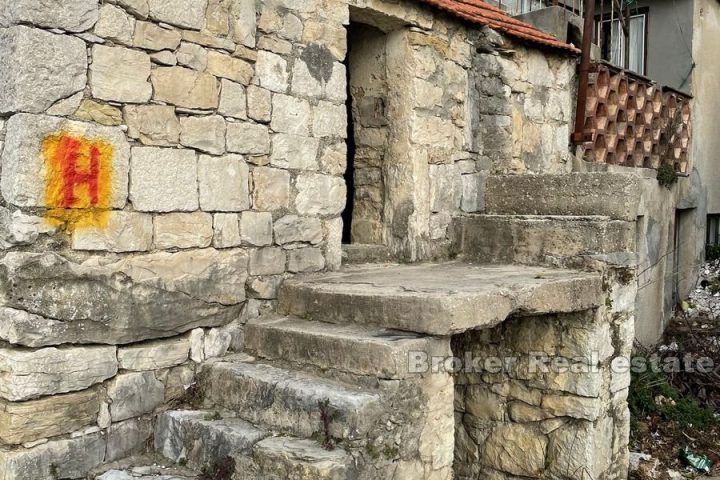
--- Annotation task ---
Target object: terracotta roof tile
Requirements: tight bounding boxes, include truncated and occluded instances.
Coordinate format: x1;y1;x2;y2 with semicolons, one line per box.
418;0;581;54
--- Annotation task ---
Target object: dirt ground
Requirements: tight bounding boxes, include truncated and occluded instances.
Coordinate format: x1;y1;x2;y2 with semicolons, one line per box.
630;261;720;479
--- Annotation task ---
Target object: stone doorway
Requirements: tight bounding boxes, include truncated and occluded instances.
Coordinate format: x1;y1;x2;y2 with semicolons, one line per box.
343;21;391;246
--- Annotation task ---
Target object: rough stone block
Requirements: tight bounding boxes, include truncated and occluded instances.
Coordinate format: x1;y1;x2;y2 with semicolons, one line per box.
313;101;347;138
72;211;153;252
155;410;266;470
106;417;154;462
213;213;242;248
0;26;87;114
108;371;164;422
130;146;198;212
271;94;311;135
482;424;548;477
1;114;130;208
0;345;117;401
180;115;226;155
94;4;135;44
177;41;208;70
0;0;99;32
226;122;271;155
91;45;153;103
295;173;346;215
273;215;322;245
240;211;273;246
208;50;254;84
252;167;290;211
287;247;325;272
0;389;100;445
147;0;207;29
124;105;181;146
247;86;272;123
75;99;123;126
429;164;461;213
133;21;181;51
249;247;286;275
230;0;257;47
154;212;213;249
0;249;247;346
198;154;250;211
255;51;289;93
270;134;319;170
118;337;190;371
152;67;219;109
0;431;106;480
219;79;248;119
117;0;150;18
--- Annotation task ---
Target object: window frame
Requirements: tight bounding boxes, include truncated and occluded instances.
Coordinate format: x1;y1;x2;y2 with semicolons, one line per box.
595;8;649;76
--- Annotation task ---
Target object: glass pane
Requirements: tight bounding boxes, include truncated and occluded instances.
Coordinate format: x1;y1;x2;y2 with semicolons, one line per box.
629;16;645;75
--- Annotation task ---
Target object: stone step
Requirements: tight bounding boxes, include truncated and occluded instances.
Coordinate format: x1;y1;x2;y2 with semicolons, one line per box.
96;468;198;480
278;262;603;335
452;214;636;266
154;410;266;472
341;243;392;264
199;359;383;441
484;173;641;220
236;436;350;480
244;314;450;379
89;454;199;480
154;410;350;480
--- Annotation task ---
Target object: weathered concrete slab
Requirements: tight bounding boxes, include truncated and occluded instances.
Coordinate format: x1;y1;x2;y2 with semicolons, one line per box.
485;173;642;220
155;410;266;470
200;360;383;440
245;315;450;379
278;262;603;335
452;214;636;265
0;250;247;346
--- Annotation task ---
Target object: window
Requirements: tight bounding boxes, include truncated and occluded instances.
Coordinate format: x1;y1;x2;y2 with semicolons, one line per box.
597;13;647;75
708;215;720;246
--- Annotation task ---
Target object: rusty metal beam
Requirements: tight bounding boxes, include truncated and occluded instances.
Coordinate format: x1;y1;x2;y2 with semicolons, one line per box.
572;0;596;144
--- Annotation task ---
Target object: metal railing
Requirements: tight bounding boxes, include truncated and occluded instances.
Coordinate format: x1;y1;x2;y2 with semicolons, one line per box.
496;0;583;17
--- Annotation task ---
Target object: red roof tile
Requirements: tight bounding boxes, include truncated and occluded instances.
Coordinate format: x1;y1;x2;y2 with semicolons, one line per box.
418;0;581;54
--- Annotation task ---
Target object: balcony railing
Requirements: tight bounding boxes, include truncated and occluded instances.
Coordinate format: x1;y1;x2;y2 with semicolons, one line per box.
572;0;692;172
581;63;691;171
498;0;583;16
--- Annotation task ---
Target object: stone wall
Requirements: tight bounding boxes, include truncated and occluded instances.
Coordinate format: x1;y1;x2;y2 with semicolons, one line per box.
0;0;347;474
0;0;582;476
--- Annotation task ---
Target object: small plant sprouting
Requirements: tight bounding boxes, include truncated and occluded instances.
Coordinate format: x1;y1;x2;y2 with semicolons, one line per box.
318;399;336;451
657;163;678;189
204;411;222;421
198;456;236;480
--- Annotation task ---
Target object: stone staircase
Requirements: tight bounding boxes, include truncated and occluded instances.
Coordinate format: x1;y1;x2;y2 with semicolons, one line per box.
90;173;635;480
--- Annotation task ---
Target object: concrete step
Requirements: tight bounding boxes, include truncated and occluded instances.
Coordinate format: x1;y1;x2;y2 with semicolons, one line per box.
484;173;641;220
278;262;603;335
199;359;384;441
244;315;450;379
452;214;636;266
154;410;349;480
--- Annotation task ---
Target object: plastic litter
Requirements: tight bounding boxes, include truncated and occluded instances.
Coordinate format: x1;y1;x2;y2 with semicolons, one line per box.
678;446;714;474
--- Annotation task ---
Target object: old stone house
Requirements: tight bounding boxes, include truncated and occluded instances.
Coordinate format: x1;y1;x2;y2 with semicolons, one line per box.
0;0;706;478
